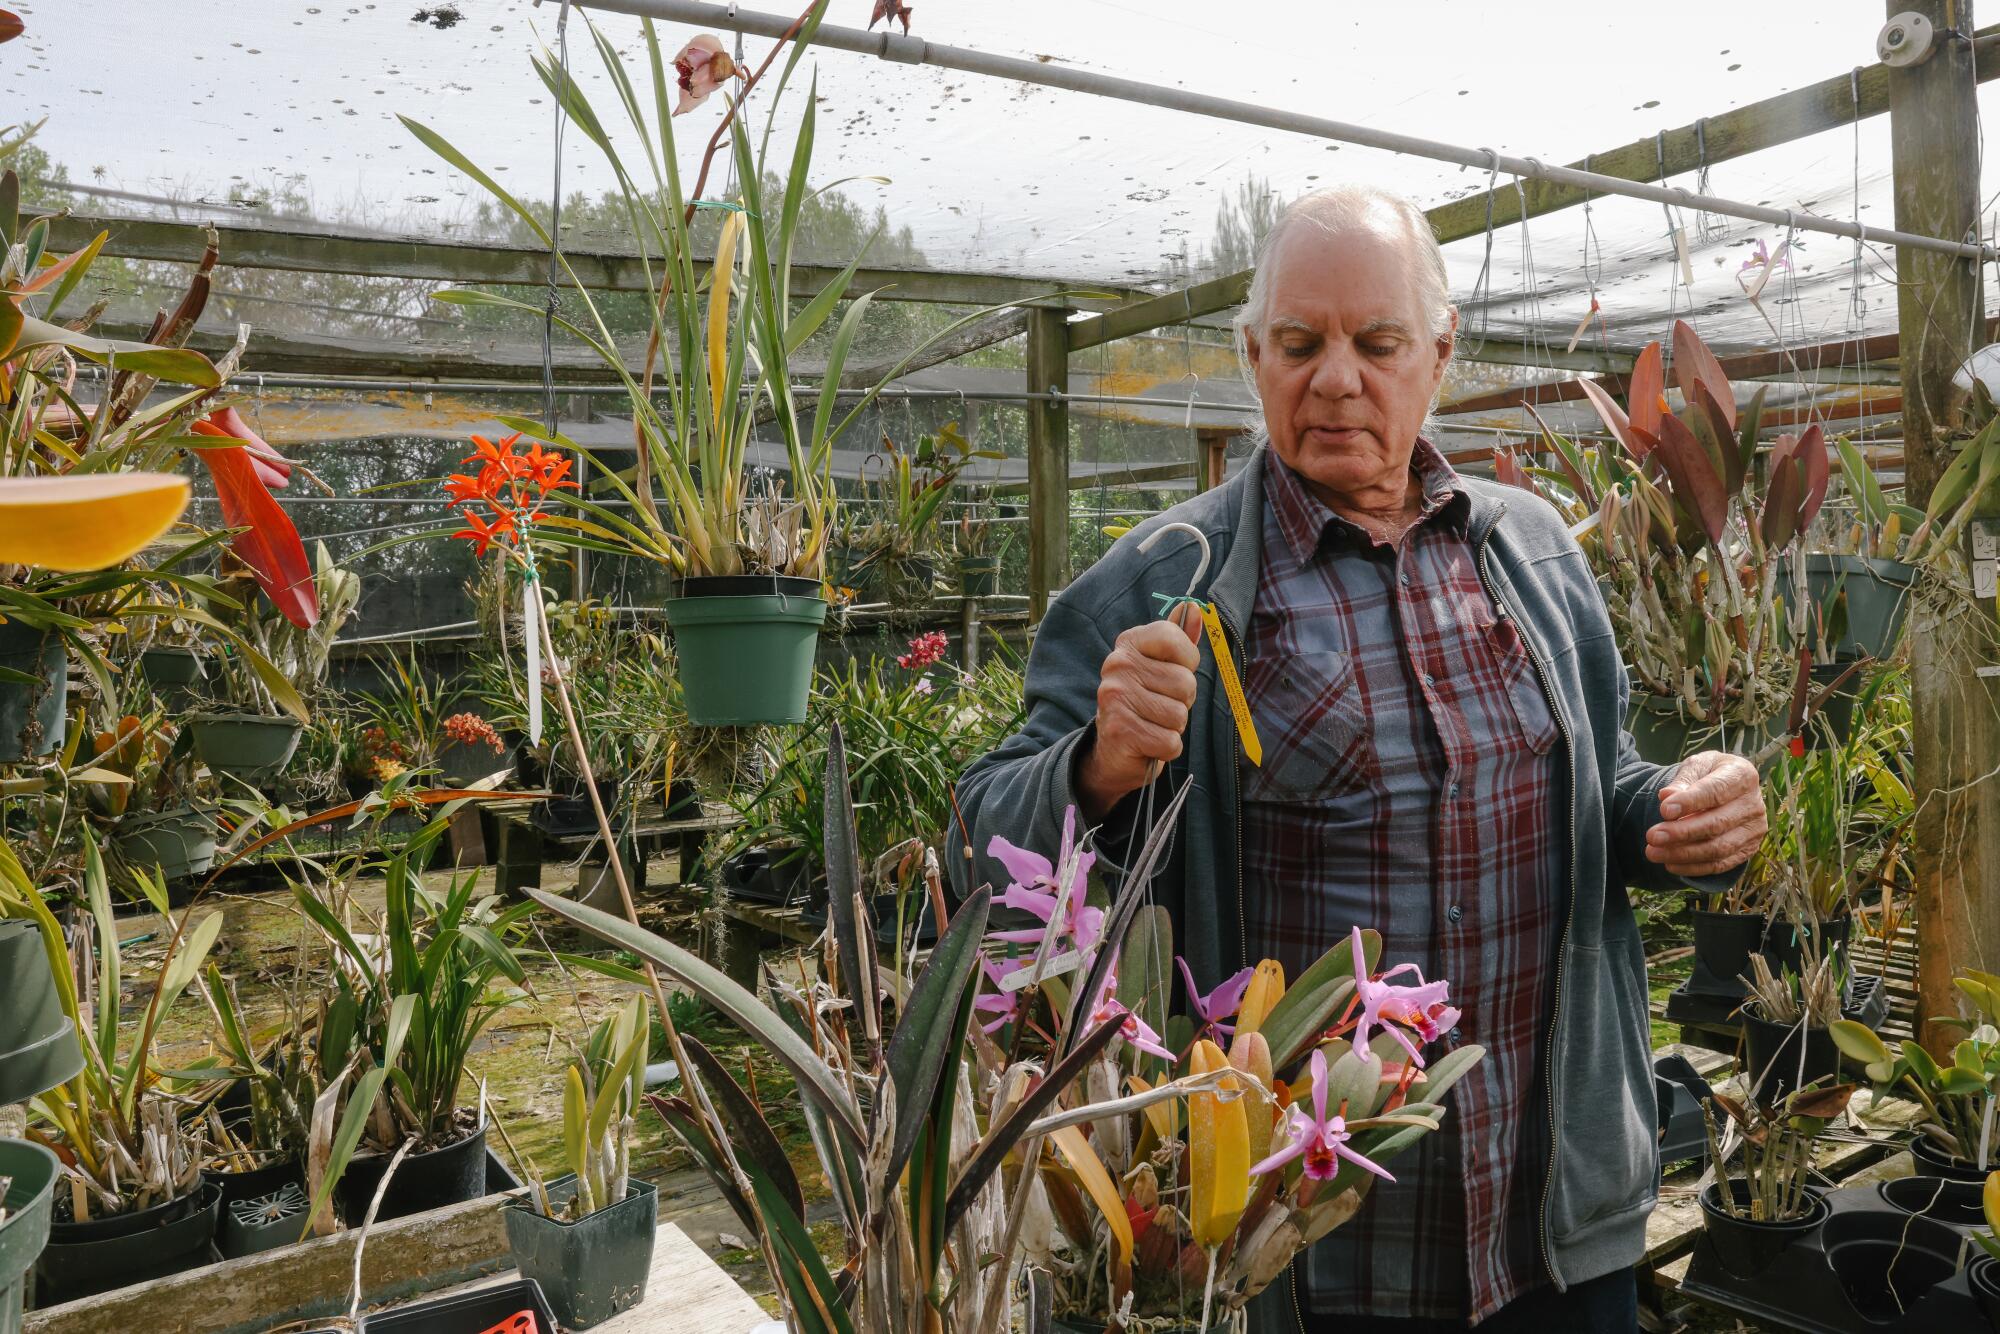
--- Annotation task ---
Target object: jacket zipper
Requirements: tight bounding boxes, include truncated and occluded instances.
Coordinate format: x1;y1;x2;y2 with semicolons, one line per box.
1475;537;1578;1290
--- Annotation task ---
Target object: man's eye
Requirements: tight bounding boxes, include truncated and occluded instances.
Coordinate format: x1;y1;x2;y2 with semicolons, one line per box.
1363;342;1399;357
1282;342;1316;358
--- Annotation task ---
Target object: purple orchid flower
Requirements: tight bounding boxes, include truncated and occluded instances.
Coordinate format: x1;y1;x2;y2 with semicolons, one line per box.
1086;970;1176;1063
1348;927;1460;1069
1250;1048;1395;1183
972;954;1034;1035
1177;955;1256;1042
986;806;1103;957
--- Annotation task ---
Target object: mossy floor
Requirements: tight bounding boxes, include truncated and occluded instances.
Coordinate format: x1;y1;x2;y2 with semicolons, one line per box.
115;846;819;1302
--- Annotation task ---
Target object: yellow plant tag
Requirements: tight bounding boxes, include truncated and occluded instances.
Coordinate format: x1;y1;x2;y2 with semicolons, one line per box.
1199;601;1262;767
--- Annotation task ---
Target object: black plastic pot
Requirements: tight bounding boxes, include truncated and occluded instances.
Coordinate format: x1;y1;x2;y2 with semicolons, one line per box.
1739;1005;1842;1102
1689;910;1766;997
364;1278;558;1334
1910;1134;1993;1183
957;555;999;598
1821;1201;1963;1324
220;1181;309;1259
663;777;701;820
205;1153;305;1212
503;1175;658;1329
0;621;65;763
533;778;623;837
720;847;814;906
0;920;83;1106
1761;914;1851;979
338;1122;489;1226
1697;1180;1829;1282
1969;1255;2000;1330
37;1179;222;1304
1655;1053;1712;1166
1878;1174;1988;1228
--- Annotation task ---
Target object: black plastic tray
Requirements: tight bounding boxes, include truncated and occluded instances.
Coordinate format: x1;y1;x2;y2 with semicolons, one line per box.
364;1278;557;1334
1655;1052;1711;1166
1665;973;1888;1032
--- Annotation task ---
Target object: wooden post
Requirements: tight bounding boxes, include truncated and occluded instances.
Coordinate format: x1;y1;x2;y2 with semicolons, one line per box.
1194;426;1237;492
1886;0;1999;1054
1027;307;1071;620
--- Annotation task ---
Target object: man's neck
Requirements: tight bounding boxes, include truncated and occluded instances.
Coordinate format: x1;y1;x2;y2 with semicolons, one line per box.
1307;469;1426;548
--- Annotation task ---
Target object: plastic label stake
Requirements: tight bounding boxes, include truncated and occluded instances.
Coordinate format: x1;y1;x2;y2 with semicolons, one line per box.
1200;601;1262;767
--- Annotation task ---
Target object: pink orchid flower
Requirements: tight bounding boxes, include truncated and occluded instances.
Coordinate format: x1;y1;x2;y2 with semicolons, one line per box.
1087;970;1175;1063
1251;1049;1395;1183
1348;927;1459;1068
1176;956;1256;1042
672;34;741;115
986;807;1102;957
972;954;1033;1035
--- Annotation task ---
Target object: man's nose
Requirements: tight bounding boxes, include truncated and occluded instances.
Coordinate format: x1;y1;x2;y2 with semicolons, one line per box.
1308;343;1364;399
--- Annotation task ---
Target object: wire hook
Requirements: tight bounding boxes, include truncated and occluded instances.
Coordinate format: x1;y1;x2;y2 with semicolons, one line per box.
1137;521;1212;600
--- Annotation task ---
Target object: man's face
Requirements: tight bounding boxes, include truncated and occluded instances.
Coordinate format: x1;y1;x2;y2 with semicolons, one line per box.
1245;221;1456;502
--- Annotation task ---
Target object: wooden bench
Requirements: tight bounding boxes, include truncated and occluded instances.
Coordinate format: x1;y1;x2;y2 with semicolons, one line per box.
492;807;744;900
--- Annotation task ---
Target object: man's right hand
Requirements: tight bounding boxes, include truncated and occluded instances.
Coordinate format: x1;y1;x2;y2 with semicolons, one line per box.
1076;604;1204;820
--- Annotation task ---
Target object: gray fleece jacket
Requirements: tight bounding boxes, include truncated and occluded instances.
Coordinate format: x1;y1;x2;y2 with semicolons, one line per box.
949;446;1700;1330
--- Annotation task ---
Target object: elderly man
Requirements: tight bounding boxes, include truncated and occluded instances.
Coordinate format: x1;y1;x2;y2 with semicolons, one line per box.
950;186;1765;1333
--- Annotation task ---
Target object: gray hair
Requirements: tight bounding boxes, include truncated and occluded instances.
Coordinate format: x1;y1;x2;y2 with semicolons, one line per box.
1231;185;1455;367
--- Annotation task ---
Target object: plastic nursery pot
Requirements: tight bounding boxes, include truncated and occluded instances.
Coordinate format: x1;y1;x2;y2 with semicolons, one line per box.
0;1140;59;1334
957;555;1000;599
187;712;304;788
503;1175;658;1329
1689;910;1767;998
1761;914;1851;979
1697;1180;1829;1283
1803;554;1916;661
1878;1174;1989;1228
1910;1134;1995;1184
531;777;623;837
363;1277;557;1334
663;576;827;727
337;1121;489;1226
1969;1255;2000;1331
204;1153;306;1212
0;621;65;764
138;645;205;688
37;1179;223;1304
219;1181;310;1259
1819;1199;1962;1324
112;805;219;883
720;848;814;907
0;920;84;1106
1739;1004;1842;1103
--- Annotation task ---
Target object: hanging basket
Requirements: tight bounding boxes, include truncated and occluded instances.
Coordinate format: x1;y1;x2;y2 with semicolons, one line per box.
663;576;826;726
1802;555;1915;661
0;622;65;764
188;712;304;788
0;920;83;1107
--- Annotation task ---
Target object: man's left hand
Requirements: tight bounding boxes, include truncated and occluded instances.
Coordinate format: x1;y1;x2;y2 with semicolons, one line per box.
1645;750;1766;877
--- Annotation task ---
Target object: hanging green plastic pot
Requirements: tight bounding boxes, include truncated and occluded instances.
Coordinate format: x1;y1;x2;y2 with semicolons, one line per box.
187;712;303;787
0;622;65;764
0;919;83;1107
113;805;219;883
663;577;826;726
1802;555;1915;661
0;1140;59;1334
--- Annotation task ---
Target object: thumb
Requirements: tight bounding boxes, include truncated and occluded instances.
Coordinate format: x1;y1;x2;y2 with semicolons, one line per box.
1170;601;1205;644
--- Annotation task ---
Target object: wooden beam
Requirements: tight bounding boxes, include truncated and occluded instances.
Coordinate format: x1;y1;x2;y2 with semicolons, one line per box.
1026;308;1071;620
1065;25;2000;349
50;212;1143;311
991;461;1196;498
1888;1;2000;1059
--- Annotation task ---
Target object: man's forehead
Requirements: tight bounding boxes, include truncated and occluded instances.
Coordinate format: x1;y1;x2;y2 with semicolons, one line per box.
1260;223;1427;327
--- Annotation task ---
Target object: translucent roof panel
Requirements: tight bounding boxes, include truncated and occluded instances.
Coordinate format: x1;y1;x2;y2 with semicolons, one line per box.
16;0;1997;306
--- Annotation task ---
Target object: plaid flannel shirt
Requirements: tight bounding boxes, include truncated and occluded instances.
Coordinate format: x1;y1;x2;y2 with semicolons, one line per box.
1243;445;1561;1324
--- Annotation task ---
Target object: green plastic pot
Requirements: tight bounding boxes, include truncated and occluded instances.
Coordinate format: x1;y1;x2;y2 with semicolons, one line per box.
113;805;218;882
1625;685;1778;766
0;920;83;1107
958;555;1000;598
0;622;65;764
0;1140;59;1334
503;1175;658;1329
1803;555;1915;660
664;577;827;726
137;647;206;709
187;712;303;787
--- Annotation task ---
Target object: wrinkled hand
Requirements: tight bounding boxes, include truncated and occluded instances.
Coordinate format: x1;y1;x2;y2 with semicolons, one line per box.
1076;604;1203;820
1646;750;1766;877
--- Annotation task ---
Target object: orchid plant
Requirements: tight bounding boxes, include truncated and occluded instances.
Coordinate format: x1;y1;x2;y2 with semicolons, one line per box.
1496;319;1831;735
1833;970;2000;1169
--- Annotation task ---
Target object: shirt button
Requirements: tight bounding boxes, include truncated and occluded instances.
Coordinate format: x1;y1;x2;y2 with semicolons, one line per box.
1449;1027;1463;1044
1422;673;1436;689
1447;780;1461;800
1447;904;1463;923
1400;571;1412;587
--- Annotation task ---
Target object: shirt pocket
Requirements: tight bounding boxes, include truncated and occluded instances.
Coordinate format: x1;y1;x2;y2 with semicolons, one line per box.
1484;612;1560;755
1241;649;1375;803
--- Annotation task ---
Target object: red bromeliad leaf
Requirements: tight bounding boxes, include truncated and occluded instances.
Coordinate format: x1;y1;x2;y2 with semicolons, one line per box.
1627;341;1664;443
192;439;319;628
1654;413;1730;545
1690;380;1742;497
192;407;293;491
1672;319;1735;432
1796;423;1831;531
1574;376;1635;456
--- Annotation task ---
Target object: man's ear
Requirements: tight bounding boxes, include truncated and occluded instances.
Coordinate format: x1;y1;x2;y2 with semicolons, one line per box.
1432;307;1459;382
1243;327;1262;374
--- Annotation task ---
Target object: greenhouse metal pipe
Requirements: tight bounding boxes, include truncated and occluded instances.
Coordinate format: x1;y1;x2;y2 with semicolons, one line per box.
581;0;1999;263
